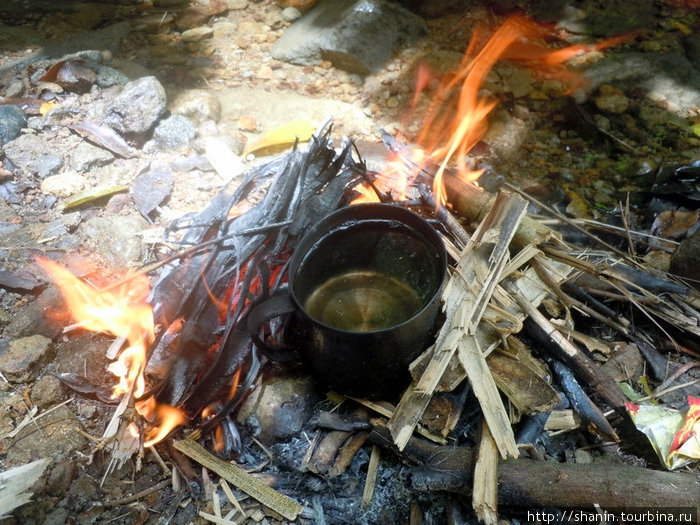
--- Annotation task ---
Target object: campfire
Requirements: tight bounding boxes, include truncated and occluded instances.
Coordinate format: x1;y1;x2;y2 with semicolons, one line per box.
29;13;699;524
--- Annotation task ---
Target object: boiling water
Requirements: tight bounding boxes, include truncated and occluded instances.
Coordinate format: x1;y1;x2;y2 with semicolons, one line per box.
303;270;424;332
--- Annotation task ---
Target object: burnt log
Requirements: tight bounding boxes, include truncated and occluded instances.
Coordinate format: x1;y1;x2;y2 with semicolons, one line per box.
370;426;700;511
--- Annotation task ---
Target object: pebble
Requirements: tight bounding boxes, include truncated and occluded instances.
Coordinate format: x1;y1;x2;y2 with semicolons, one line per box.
171;89;222;125
0;105;27;145
80;214;150;266
71;142;114;171
40;172;88;197
282;7;302;22
150;114;196;151
181;26;214;42
594;84;629;114
237;373;320;443
227;0;248;9
27;153;63;178
103;76;167;134
31;375;67;409
2;133;57;173
238;115;260;132
0;334;53;383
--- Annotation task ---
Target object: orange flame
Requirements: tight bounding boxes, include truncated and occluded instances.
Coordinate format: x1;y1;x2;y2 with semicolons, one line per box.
379;15;629;207
37;257;185;446
136;397;186;447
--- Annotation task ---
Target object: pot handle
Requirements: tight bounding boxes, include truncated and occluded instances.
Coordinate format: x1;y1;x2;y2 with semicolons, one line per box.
247;287;300;362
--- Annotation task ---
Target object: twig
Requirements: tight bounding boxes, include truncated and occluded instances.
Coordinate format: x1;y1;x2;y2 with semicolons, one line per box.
98;478;171;506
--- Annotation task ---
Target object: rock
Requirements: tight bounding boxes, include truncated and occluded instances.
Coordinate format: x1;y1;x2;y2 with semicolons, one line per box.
593;84;629;114
103;76;167;135
80;214;149;267
238;372;320;443
227;0;248;9
31;375;66;409
41;172;88;197
6;405;87;464
2;133;57;172
277;0;317;11
27;154;63;178
238;115;259;132
2;286;65;340
181;26;214;42
271;0;426;75
670;226;700;285
43;507;70;525
170;89;222;124
71;142;114;172
0;334;53;383
585;52;700;117
150;114;196;151
212;21;238;37
282;7;302;22
0;105;27;145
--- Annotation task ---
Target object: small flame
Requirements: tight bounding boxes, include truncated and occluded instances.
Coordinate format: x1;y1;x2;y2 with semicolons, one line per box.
37;257;185;446
137;397;186;447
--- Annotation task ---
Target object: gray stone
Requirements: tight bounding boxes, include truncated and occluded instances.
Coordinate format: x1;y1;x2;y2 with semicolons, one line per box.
271;0;426;75
170;88;222;124
71;141;114;171
151;114;196;151
0;105;27;145
95;63;130;88
3;133;57;172
2;286;65;340
80;213;149;267
282;7;302;22
43;507;70;525
238;373;320;443
27;153;63;178
670;226;700;285
103;76;167;134
0;334;53;383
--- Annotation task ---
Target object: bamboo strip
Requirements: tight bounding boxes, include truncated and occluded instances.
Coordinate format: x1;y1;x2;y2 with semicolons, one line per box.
173;440;303;521
472;420;499;525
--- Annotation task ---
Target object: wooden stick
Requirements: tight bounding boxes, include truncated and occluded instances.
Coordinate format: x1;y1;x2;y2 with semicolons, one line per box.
505;280;627;411
370;426;699;510
173;440;303;521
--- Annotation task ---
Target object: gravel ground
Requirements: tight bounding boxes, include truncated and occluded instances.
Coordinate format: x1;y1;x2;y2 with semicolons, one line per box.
0;0;698;523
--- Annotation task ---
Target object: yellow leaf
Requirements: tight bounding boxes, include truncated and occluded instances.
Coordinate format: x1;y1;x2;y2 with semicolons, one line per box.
244;120;316;156
690;123;700;138
39;102;59;115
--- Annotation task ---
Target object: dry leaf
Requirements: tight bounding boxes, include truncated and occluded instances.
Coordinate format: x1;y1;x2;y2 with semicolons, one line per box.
244;120;316;156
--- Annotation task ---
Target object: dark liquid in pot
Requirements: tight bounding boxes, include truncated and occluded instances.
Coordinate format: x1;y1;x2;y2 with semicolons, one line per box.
303;270;423;332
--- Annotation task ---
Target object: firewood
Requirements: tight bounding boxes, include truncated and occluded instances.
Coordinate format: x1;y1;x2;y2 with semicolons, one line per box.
370;426;699;511
173;439;303;521
472;420;499;525
388;191;527;459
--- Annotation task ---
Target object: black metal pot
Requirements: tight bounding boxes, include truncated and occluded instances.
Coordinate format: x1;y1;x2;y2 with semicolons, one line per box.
250;203;447;399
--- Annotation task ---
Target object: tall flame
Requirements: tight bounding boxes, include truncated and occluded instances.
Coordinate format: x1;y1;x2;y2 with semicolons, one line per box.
360;15;629;207
37;257;184;446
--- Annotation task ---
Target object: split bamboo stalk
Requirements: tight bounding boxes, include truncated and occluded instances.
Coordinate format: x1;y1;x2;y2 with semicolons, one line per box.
388;191;525;458
472;420;499;525
173;439;303;521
